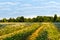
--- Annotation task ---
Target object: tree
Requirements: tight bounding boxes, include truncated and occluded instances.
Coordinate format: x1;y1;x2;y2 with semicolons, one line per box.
16;16;24;22
2;18;7;22
48;17;53;22
54;14;57;22
8;18;16;22
56;17;60;22
0;14;59;22
16;17;20;22
32;18;37;22
36;16;42;22
27;18;32;22
20;16;24;22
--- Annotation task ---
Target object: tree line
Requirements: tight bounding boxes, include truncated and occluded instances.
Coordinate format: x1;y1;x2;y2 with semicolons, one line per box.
0;14;60;22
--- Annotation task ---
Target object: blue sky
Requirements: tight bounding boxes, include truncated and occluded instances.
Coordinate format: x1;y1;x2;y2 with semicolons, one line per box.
0;0;60;18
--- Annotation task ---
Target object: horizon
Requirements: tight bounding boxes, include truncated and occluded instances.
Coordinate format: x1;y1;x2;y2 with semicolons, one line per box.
0;0;60;18
0;15;59;20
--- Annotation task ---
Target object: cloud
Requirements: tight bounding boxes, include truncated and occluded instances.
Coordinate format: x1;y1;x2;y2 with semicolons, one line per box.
45;1;60;5
32;0;45;1
0;0;60;18
0;2;21;10
48;1;56;4
0;2;20;5
0;7;11;10
20;4;32;7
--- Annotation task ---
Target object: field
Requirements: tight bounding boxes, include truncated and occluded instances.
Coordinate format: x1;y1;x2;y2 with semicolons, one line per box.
0;22;60;40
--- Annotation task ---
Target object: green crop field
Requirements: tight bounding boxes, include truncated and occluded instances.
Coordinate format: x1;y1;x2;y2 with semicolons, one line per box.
0;22;60;40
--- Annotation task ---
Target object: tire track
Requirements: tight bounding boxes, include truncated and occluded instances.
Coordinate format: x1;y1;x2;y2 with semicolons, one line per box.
27;23;47;40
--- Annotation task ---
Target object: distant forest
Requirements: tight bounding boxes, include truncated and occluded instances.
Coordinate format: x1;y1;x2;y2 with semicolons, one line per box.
0;14;60;22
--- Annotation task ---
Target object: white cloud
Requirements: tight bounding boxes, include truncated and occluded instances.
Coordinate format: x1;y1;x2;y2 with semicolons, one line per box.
19;1;60;9
0;7;11;10
48;1;56;4
45;1;60;5
21;4;32;7
32;0;45;1
0;2;20;5
39;1;60;9
0;2;21;10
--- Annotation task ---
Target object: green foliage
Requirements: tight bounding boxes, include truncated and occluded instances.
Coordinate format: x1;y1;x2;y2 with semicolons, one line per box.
0;23;40;40
0;14;60;22
54;14;57;22
2;18;7;22
8;18;16;22
36;31;48;40
16;16;24;22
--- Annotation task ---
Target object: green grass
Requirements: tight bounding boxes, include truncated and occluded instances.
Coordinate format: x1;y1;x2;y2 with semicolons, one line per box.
0;23;41;40
0;22;59;40
27;23;60;40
